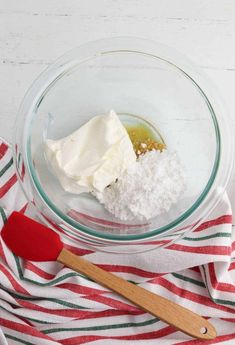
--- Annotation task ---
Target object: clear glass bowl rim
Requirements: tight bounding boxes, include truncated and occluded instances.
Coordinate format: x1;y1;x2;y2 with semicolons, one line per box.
16;37;234;242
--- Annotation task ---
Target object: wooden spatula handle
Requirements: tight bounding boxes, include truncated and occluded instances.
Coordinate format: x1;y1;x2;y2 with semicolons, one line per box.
57;248;216;340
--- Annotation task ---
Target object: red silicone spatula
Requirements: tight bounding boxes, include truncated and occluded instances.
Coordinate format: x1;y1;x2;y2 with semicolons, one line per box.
1;211;216;340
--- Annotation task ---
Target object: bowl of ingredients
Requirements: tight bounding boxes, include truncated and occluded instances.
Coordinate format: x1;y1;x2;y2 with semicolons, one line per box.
14;37;234;253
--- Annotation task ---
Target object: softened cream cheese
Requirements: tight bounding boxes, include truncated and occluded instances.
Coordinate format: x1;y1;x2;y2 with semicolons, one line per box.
45;110;136;194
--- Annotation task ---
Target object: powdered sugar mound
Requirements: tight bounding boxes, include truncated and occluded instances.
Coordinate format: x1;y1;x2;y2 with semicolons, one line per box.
96;150;186;221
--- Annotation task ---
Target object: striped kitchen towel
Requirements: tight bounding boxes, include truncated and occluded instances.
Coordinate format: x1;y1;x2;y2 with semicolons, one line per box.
0;137;234;345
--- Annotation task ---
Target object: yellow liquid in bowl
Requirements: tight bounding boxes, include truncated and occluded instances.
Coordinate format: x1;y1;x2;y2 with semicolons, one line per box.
125;123;166;156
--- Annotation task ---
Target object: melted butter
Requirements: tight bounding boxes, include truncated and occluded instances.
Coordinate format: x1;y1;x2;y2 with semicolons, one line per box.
124;123;166;156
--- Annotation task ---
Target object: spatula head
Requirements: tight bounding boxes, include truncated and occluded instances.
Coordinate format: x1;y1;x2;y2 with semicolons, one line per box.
1;211;63;261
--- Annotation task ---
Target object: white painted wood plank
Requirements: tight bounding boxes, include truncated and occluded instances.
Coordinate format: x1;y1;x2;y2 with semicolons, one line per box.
0;1;235;69
1;0;235;21
0;18;234;70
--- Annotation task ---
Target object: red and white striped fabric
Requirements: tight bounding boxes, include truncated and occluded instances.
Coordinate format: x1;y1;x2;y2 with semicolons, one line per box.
0;138;234;345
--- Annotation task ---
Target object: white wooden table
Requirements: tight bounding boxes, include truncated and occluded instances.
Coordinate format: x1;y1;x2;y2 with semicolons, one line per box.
0;0;235;221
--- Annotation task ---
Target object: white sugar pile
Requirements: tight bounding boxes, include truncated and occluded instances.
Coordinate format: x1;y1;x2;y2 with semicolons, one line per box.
96;150;186;221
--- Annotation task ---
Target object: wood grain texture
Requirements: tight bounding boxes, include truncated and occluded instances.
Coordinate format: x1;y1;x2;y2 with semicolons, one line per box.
0;0;234;216
58;248;217;340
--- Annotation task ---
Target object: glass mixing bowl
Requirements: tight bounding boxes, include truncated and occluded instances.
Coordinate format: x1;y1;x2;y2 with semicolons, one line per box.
14;37;234;253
